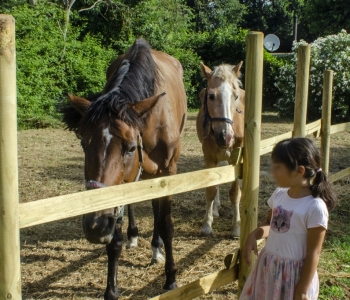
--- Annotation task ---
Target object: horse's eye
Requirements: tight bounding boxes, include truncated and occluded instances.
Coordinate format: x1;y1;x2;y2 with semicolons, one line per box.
128;146;136;154
208;93;215;100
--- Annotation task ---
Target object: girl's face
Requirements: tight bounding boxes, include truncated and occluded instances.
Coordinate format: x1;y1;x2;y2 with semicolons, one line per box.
271;162;301;187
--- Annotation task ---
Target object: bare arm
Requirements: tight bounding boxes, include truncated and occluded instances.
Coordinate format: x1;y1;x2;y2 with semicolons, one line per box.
294;226;326;300
243;209;272;265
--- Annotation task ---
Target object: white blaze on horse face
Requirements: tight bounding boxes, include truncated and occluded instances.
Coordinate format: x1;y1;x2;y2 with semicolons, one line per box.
102;127;113;163
219;81;234;136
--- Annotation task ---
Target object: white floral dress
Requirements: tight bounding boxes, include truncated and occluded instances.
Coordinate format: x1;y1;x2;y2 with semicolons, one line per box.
240;188;328;300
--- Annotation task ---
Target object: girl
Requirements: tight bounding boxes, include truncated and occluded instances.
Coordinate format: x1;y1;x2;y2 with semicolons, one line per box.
240;138;337;300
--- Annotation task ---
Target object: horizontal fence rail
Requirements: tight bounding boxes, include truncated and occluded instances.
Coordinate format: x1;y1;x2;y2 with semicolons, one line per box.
19;118;350;230
19;164;242;228
330;122;350;135
149;249;240;300
329;167;350;183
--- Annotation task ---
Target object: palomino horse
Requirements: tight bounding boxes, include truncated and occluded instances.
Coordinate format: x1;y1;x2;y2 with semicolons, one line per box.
62;39;187;299
196;62;244;237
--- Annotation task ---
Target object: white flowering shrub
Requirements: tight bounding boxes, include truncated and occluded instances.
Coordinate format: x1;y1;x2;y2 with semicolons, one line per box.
274;30;350;122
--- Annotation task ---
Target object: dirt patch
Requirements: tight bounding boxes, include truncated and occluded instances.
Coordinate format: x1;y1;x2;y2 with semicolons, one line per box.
19;112;350;299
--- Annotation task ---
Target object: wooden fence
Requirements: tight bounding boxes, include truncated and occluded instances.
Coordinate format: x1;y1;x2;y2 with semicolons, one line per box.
0;14;350;300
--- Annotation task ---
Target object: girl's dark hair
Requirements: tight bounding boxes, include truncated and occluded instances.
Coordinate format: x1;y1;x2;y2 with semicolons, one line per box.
271;137;337;210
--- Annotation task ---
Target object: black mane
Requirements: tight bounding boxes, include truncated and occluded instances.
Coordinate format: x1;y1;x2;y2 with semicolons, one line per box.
62;39;159;136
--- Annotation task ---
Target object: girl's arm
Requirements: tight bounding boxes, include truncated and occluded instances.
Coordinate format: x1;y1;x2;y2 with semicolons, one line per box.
242;209;272;265
294;226;326;300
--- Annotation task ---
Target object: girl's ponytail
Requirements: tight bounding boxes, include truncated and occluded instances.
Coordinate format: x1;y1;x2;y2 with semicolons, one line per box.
310;169;337;211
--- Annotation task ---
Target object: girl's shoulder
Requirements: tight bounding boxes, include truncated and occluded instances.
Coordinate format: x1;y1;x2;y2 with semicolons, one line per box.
267;188;288;208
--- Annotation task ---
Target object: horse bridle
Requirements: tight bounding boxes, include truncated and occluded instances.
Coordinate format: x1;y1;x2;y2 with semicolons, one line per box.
86;133;144;220
203;87;243;126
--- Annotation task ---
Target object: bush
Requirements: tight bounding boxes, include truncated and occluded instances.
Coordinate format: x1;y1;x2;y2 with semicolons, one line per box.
7;4;115;129
274;30;350;123
263;52;292;109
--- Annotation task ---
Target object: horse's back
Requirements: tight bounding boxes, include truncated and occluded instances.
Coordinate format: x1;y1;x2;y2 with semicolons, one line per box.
151;50;187;134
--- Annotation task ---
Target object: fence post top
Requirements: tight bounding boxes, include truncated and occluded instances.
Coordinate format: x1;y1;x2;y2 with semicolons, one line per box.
247;31;264;36
0;14;15;22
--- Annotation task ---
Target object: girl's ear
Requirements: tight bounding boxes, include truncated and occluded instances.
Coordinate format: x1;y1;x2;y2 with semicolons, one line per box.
297;165;306;176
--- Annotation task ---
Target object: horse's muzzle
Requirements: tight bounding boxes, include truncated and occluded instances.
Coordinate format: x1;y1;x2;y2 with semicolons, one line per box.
83;180;116;244
83;213;116;244
215;130;234;148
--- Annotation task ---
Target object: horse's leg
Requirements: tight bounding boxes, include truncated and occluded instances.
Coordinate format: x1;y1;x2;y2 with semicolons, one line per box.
151;199;165;264
126;204;139;249
201;184;219;236
212;187;220;217
104;222;123;300
201;155;219;236
159;196;177;290
229;179;241;237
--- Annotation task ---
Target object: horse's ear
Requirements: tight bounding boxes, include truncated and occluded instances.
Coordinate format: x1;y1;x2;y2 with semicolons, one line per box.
200;62;212;79
67;94;90;115
232;61;243;77
130;92;166;117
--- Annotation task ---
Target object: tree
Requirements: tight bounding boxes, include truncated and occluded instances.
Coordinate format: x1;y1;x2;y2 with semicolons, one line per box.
187;0;246;32
299;0;350;40
239;0;304;50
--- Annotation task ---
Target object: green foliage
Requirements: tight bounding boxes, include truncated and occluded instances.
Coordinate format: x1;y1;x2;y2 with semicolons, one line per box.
300;0;350;40
263;52;288;109
274;31;350;123
239;0;303;45
7;3;115;129
188;0;246;32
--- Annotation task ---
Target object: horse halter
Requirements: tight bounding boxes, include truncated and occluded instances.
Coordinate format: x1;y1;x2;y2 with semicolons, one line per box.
203;87;243;127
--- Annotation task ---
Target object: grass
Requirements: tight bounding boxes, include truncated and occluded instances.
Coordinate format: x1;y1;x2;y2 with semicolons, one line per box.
17;111;350;299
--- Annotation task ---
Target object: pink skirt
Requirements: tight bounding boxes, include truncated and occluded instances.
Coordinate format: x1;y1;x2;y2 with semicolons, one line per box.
239;248;319;300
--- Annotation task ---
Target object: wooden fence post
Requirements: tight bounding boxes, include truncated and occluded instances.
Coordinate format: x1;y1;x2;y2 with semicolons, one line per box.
238;31;264;295
0;14;21;300
293;44;311;137
321;70;333;174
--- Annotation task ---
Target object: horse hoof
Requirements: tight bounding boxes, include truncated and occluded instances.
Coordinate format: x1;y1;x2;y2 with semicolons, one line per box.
151;246;165;264
163;282;178;290
200;224;213;236
212;210;220;218
104;288;119;300
126;236;138;249
232;227;240;238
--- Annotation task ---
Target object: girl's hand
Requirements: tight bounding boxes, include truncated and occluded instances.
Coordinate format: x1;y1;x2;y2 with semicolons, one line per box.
293;290;309;300
243;233;258;265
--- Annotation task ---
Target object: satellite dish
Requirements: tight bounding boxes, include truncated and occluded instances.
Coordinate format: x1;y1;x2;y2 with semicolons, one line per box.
264;34;280;52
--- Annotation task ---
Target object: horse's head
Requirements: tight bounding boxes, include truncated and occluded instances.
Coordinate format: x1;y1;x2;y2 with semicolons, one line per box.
66;93;163;244
200;62;244;148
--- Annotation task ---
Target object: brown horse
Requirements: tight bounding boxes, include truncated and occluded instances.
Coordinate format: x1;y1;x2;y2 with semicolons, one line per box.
62;39;187;299
196;62;244;238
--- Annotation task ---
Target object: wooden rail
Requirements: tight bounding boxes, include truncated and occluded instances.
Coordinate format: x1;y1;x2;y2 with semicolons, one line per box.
321;70;333;174
293;44;311;137
0;14;22;300
260;131;293;155
305;119;321;136
329;167;350;183
149;249;239;300
239;31;264;294
19;164;242;228
330;122;350;135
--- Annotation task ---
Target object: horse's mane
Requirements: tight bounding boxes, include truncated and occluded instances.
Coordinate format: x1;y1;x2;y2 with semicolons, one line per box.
62;39;159;136
202;64;242;130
